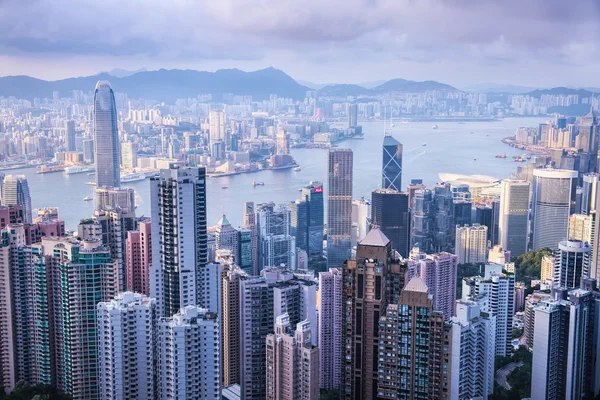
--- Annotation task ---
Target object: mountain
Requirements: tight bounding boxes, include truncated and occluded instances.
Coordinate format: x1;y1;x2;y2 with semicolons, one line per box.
0;67;310;101
526;87;594;99
462;83;537;94
318;84;371;97
103;68;148;78
317;78;459;98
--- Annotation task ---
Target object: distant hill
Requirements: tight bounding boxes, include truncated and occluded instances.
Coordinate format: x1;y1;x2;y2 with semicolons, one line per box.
318;84;371;97
0;67;311;101
547;104;594;116
102;68;148;78
526;87;595;99
462;83;537;94
317;78;459;98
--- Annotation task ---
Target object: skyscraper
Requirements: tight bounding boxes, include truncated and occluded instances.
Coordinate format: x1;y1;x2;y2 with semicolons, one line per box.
209;109;226;157
416;251;458;320
341;228;407;400
532;169;578;250
97;292;157;400
243;201;259;275
65;119;76;152
376;277;452;399
257;203;296;270
150;167;218;318
157;306;221;400
347;103;358;128
93;81;120;188
215;214;240;263
327;149;353;268
381;134;402;191
318;268;342;390
554;239;591;289
125;218;152;295
455;224;488;264
290;181;324;269
2;175;32;223
221;260;247;387
581;172;599;215
371;188;410;257
499;179;530;257
265;315;319;400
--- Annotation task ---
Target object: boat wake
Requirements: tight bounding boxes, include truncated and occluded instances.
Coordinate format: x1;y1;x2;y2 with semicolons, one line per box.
411;150;426;160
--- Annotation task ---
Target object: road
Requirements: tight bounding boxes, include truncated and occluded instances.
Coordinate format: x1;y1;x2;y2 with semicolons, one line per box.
496;361;524;390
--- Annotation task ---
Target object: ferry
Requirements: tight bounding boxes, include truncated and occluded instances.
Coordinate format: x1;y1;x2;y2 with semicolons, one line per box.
294;167;301;172
252;179;265;187
83;196;93;201
64;165;95;175
222;186;228;189
496;153;507;159
37;165;64;174
85;181;97;186
422;143;427;147
121;173;146;183
432;124;439;129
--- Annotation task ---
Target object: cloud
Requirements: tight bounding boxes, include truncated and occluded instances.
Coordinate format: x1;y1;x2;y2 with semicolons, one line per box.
0;0;599;84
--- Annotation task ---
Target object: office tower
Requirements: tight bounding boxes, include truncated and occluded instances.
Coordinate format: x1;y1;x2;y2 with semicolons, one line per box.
474;204;494;242
237;228;253;274
157;306;221;400
532;169;578;250
66;119;76;151
340;228;407;400
120;141;137;168
276;129;289;155
406;178;426;208
243;201;259;275
351;197;371;242
239;268;317;400
347;103;358;128
125;218;152;295
450;299;496;400
523;292;552;349
581;173;599;214
488;245;511;264
265;315;319;400
568;213;593;244
491;198;501;246
327;149;353;268
410;189;436;252
577;107;598;155
93;81;120;188
455;224;488;264
554;239;591;289
416;251;458;320
290;182;324;269
151;167;217;318
2;175;32;223
381;134;402;191
462;264;515;356
83;139;95;163
377;277;452;399
215;214;240;263
531;288;596;400
318;268;342;390
453;199;472;227
47;237;118;400
97;292;156;400
433;183;454;251
257;203;296;270
209;109;226;155
95;186;135;211
371;189;410;257
221;261;247;387
499;179;530;256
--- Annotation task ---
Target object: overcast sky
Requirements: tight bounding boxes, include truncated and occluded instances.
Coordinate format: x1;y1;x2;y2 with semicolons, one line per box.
1;0;599;87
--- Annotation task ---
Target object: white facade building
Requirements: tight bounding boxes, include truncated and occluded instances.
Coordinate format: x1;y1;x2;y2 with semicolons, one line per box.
318;268;343;390
455;224;488;264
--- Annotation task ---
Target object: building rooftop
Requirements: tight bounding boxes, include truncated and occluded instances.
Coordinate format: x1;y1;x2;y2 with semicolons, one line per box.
217;214;231;227
404;276;429;293
359;227;390;247
383;134;401;146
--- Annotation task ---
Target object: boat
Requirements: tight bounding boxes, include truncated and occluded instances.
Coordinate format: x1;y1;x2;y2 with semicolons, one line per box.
37;165;64;174
85;181;97;186
474;158;477;161
391;123;396;127
294;167;301;172
83;196;93;201
432;124;439;129
222;186;228;189
298;188;302;191
87;172;95;176
252;179;265;187
121;173;146;183
64;165;95;175
496;153;507;159
422;143;427;147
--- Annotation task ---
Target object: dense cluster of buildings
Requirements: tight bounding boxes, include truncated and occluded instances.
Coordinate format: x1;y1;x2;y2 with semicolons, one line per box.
0;80;600;400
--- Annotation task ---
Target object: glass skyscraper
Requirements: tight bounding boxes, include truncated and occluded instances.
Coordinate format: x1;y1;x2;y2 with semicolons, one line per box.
371;188;410;257
327;149;353;269
382;134;403;191
291;181;324;269
93;81;120;188
2;175;32;223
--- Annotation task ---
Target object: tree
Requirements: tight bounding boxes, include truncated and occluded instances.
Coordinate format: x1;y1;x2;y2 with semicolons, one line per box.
513;248;552;286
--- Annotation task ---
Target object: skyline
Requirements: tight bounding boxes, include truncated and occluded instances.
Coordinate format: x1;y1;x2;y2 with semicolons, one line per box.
0;1;599;87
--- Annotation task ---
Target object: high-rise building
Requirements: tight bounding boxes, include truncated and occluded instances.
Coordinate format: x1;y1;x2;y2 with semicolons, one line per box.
581;172;599;215
371;188;410;257
290;181;324;269
340;228;407;400
347;103;358;128
462;264;515;357
276;129;289;155
381;134;402;191
577;107;598;156
351;198;371;242
554;239;591;289
97;292;156;400
376;277;452;399
94;186;135;211
568;213;593;245
523;291;552;350
488;245;511;264
416;251;458;320
455;224;488;264
532;169;578;250
93;81;120;188
239;268;317;400
541;254;555;281
499;179;530;256
265;315;319;400
66;119;76;151
47;237;118;400
257;203;296;270
2;175;32;223
318;268;342;390
150;167;219;318
215;214;240;263
221;259;247;387
327;149;353;268
453;199;473;227
450;299;496;400
157;306;221;400
209;110;226;156
120;141;137;168
243;201;259;275
474;203;494;242
83;139;95;163
410;184;455;254
531;288;597;400
125;218;152;295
